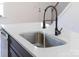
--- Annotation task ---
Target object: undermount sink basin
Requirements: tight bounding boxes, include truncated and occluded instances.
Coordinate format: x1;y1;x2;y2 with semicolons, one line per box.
20;32;66;48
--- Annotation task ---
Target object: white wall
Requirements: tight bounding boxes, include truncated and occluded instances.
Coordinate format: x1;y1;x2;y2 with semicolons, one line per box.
3;2;69;24
50;2;69;22
57;2;79;32
56;2;69;15
3;2;54;24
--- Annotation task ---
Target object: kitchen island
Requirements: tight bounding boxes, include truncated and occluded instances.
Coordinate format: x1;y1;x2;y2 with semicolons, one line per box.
1;22;79;57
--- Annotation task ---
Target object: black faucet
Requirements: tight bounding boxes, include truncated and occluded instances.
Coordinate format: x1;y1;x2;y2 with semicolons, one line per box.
43;5;62;36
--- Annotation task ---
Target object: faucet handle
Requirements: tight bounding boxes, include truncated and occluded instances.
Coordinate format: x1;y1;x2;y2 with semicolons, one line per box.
60;28;63;32
55;28;63;36
58;28;63;35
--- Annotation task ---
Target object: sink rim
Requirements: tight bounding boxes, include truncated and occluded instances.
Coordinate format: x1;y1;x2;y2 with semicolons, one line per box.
19;31;66;48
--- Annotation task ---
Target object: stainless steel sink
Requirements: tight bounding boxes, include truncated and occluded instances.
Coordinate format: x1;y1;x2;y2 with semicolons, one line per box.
19;32;66;48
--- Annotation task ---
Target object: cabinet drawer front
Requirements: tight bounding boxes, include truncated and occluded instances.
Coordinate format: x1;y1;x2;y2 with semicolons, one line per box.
8;36;32;57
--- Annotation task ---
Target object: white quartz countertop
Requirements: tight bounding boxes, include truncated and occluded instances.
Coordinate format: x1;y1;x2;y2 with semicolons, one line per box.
1;22;79;57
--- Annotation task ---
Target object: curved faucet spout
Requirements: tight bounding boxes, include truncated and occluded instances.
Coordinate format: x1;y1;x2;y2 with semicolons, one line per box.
43;5;62;36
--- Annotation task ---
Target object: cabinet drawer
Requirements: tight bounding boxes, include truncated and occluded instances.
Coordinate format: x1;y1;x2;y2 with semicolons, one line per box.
8;35;32;57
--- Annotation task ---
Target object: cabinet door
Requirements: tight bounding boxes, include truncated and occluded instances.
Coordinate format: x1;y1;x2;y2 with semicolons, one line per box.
9;44;23;57
9;47;18;57
8;35;33;57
